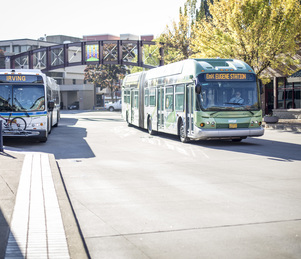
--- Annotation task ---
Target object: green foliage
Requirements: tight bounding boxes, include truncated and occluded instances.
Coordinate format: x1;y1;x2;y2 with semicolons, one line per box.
128;44;161;73
197;0;213;21
0;49;5;69
157;0;197;63
84;64;128;100
191;0;301;81
157;0;213;64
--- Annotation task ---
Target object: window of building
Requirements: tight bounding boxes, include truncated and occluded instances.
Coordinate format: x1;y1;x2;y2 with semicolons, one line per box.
277;78;301;109
277;77;286;109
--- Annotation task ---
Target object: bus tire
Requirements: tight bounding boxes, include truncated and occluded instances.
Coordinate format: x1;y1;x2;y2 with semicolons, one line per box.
39;131;48;142
39;137;48;143
179;120;189;143
232;137;246;142
48;116;52;134
147;116;154;135
53;111;60;127
126;112;131;126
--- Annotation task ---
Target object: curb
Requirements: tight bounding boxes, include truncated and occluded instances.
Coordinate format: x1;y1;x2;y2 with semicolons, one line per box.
49;154;90;259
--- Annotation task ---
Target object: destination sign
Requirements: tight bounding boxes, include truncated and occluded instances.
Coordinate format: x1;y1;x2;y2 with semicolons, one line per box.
205;73;254;81
0;75;44;83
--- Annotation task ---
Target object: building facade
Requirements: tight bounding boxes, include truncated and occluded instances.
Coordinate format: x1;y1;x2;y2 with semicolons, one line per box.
0;36;95;110
0;33;153;110
261;46;301;119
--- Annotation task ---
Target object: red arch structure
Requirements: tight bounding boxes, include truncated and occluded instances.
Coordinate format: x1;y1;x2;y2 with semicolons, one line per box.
9;40;164;71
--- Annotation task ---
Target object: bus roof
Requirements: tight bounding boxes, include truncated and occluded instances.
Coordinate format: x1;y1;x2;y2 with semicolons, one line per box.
0;69;44;75
144;59;255;80
195;59;254;73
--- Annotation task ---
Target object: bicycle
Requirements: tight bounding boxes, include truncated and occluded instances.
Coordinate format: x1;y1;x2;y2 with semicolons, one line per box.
0;113;27;131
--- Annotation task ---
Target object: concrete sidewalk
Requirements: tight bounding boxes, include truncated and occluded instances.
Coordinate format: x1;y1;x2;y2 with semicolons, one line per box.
0;150;89;259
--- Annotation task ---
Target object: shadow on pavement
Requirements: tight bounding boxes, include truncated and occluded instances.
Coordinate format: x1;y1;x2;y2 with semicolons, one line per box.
141;127;301;162
3;117;95;160
0;152;17;159
0;208;23;258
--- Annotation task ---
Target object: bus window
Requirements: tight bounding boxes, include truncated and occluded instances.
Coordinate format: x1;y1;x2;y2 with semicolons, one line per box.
0;85;12;111
134;91;138;108
145;88;149;107
150;88;156;106
123;90;130;104
13;85;45;111
165;87;174;111
175;84;184;111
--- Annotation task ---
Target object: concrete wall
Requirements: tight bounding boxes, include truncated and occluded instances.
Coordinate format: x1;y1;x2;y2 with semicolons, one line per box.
273;109;301;119
60;84;94;110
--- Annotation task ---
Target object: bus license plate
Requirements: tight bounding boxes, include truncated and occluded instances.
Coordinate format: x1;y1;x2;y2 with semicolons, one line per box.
229;123;237;129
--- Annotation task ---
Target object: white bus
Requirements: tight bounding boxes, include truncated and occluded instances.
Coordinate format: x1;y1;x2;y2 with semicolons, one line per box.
0;69;60;142
122;59;264;142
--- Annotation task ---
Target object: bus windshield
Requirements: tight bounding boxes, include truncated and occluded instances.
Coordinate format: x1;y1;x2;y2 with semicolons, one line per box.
0;84;45;112
196;74;260;112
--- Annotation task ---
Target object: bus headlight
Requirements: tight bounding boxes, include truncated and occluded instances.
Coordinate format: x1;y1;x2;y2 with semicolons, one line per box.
32;123;44;127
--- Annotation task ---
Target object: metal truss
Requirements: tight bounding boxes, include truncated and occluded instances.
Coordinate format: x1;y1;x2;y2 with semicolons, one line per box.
9;40;164;71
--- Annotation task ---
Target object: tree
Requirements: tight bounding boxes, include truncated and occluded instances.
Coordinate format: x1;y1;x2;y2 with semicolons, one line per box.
196;0;213;21
157;0;200;64
130;44;162;74
157;0;215;64
0;49;5;69
84;64;128;102
191;0;301;81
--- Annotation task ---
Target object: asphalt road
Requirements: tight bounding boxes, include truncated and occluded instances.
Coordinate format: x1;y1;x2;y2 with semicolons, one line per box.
4;110;301;259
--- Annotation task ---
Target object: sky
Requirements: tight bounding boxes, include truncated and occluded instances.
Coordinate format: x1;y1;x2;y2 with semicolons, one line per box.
0;0;187;41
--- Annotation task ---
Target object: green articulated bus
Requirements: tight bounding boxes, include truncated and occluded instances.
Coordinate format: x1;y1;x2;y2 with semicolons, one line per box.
122;59;264;143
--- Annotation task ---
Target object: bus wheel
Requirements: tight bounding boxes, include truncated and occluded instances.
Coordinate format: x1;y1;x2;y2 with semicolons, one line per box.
232;137;246;142
148;116;154;135
126;112;131;126
39;137;48;143
179;121;189;143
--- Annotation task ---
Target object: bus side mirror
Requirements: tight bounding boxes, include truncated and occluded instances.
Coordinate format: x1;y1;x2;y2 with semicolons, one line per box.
195;79;201;94
48;100;55;111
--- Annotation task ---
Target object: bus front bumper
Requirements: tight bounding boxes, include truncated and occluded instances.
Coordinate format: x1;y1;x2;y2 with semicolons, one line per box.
2;129;43;137
192;126;264;140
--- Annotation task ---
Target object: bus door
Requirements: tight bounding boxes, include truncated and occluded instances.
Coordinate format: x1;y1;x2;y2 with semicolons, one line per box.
186;84;194;137
157;86;164;130
131;90;139;126
164;86;176;133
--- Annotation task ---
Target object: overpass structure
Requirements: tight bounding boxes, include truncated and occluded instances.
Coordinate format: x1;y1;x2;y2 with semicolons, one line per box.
8;40;164;71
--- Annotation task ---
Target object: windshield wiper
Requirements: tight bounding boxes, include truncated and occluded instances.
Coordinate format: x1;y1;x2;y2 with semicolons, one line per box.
224;102;255;115
224;102;244;106
13;97;26;111
243;108;254;115
13;98;30;117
